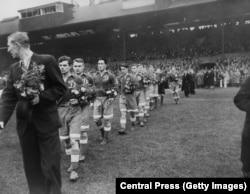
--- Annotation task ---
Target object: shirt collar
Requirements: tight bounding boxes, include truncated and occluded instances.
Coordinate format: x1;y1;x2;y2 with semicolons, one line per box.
21;51;33;69
125;73;130;78
97;70;108;77
63;72;74;82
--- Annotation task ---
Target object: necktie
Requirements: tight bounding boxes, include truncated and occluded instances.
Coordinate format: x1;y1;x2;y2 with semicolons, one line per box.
24;61;28;70
20;61;28;71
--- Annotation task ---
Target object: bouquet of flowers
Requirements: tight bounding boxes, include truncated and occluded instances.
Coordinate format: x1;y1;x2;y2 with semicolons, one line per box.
143;77;151;88
159;75;166;84
14;63;45;99
124;77;135;94
69;86;96;106
102;72;110;83
152;77;160;85
105;88;118;99
81;87;96;104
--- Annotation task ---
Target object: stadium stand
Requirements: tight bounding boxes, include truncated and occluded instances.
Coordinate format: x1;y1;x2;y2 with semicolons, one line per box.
0;0;250;85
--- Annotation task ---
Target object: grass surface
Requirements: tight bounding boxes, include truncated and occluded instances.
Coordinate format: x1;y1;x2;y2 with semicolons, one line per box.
0;87;244;194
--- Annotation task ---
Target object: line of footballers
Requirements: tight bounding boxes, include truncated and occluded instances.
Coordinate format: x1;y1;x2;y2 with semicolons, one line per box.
56;56;180;181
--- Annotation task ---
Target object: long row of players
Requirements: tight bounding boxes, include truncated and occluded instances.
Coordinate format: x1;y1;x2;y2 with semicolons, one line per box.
56;56;193;181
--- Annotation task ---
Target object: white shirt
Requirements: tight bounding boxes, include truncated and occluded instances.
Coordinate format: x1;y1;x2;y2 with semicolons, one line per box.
21;51;33;69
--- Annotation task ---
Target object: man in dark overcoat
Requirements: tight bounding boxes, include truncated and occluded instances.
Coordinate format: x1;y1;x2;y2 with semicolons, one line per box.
234;76;250;178
182;70;191;97
203;69;209;88
0;32;67;193
208;69;215;89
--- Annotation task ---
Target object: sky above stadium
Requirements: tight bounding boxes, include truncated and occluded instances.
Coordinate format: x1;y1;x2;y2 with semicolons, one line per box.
0;0;93;21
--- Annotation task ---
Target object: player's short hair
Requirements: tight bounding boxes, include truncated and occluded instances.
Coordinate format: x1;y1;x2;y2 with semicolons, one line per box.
97;57;107;64
8;32;30;48
130;63;137;68
120;63;129;69
58;55;72;65
73;58;84;64
137;63;143;67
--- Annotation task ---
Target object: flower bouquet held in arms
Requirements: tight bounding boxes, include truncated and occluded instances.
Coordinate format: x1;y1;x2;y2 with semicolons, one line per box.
101;71;118;99
142;75;151;88
79;86;96;105
70;85;96;106
105;88;118;100
124;77;135;94
152;77;160;85
14;62;45;100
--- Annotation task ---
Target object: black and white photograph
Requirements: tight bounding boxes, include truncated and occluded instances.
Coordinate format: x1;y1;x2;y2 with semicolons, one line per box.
0;0;250;193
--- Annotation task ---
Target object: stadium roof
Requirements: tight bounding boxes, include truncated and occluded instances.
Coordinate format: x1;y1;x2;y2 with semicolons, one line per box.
0;0;248;37
169;0;217;8
0;16;19;35
63;1;122;25
0;0;219;35
17;1;72;12
63;0;218;25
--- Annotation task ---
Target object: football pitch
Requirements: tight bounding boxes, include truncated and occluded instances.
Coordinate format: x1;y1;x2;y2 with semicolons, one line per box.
0;87;244;194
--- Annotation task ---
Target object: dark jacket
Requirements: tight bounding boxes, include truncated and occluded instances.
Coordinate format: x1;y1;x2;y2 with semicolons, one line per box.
93;70;117;97
182;73;191;92
234;76;250;171
234;76;250;137
0;53;67;136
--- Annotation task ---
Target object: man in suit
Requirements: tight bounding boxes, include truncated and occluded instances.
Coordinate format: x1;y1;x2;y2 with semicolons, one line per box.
182;70;191;97
234;76;250;178
0;75;7;98
0;32;67;193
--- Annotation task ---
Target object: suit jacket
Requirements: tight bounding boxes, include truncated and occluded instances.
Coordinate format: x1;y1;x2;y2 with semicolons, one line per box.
0;53;67;136
182;73;191;91
234;76;250;138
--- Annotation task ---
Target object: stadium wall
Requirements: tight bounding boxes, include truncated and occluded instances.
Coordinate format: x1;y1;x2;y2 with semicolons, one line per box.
19;4;74;32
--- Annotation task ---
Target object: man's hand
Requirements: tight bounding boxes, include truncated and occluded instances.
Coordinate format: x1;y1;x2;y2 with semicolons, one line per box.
31;95;40;105
69;99;79;105
0;121;4;134
107;98;114;105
